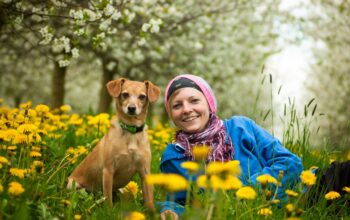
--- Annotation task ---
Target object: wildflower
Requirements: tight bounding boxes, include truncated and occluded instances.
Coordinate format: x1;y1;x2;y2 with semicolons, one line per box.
30;151;42;157
181;161;199;173
257;208;272;216
123;181;139;198
7;145;17;151
285;189;299;197
124;211;145;220
35;104;50;113
0;183;3;193
325;191;341;200
256;174;278;187
9;168;27;178
17;124;38;135
209;175;225;190
8;181;25;196
192;145;210;161
236;186;256;200
0;156;9;165
197;175;208;188
60;105;71;112
300;170;316;186
61;199;71;206
224;175;242;190
31;160;44;173
3;129;18;141
165;174;188;192
74;214;81;220
343;186;350;193
13;134;28;144
224;160;241;175
271;199;280;204
286;203;294;213
20;101;32;109
207;162;227;175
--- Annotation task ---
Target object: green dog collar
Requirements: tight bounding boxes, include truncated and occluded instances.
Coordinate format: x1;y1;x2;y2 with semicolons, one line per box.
119;121;145;133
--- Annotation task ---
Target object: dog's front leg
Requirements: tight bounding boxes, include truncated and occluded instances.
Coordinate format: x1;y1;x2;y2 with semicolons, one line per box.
103;168;114;207
139;166;155;212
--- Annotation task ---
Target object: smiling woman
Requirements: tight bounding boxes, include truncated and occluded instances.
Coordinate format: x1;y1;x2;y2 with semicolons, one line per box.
158;74;304;219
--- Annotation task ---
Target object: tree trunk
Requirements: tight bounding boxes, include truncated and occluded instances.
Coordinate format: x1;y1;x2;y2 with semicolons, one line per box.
51;61;67;109
98;58;116;113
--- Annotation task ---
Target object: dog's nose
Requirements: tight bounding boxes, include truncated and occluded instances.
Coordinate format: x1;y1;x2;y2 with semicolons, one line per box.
128;105;136;114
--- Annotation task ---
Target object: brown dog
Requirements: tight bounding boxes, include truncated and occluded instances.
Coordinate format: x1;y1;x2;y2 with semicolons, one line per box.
67;78;160;211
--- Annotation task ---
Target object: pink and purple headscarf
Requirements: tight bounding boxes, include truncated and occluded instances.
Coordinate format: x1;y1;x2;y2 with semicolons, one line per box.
165;74;234;162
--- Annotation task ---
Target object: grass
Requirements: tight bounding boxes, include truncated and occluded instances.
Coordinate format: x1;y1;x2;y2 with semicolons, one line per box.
0;99;349;220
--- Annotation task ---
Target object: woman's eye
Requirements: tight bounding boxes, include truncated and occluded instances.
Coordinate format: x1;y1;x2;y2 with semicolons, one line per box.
191;99;199;103
121;93;129;99
172;104;181;109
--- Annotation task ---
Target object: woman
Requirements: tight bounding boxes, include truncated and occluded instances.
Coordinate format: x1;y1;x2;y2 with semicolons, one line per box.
158;74;304;219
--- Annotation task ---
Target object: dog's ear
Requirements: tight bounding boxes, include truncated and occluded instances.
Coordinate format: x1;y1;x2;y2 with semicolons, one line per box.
144;81;161;103
106;78;125;97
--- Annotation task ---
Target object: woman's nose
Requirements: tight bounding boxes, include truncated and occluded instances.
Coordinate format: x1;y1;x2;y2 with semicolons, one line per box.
182;102;192;113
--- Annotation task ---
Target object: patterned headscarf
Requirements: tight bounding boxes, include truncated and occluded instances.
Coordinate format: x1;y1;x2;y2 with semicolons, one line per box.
165;74;234;162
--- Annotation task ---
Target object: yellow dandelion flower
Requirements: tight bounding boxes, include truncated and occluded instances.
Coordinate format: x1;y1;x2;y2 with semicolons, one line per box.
286;203;294;213
30;151;42;157
192;145;211;161
257;208;272;216
7;145;17;151
0;156;9;165
124;211;145;220
60;105;71;112
343;186;350;193
236;186;257;200
300;170;316;186
224;160;241;175
19;101;32;109
0;183;3;193
35;104;50;113
197;175;208;189
3;129;18;141
223;175;242;190
325;191;341;200
165;174;188;192
9;168;27;178
271;199;280;204
181;161;199;173
31;146;41;152
13;134;28;144
210;175;225;190
8;181;25;196
31;160;44;173
17;124;38;135
74;214;81;220
285;189;299;197
146;174;168;185
61;199;71;206
123;181;139;198
207;162;226;175
256;174;278;187
27;109;37;118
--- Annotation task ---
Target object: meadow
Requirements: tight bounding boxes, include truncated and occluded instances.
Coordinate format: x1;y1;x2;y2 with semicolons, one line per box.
0;100;349;220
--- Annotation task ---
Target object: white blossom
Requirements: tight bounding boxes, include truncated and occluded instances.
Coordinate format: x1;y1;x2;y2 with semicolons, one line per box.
106;61;116;71
142;23;151;32
84;9;99;21
39;26;53;45
71;48;79;58
150;18;162;33
74;28;85;36
58;59;70;67
69;9;84;20
111;11;122;20
51;0;67;7
138;38;146;46
104;5;115;17
52;36;71;53
194;42;203;50
99;19;111;31
1;0;12;3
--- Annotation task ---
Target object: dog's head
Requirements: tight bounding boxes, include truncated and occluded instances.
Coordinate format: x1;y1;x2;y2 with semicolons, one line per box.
106;78;160;121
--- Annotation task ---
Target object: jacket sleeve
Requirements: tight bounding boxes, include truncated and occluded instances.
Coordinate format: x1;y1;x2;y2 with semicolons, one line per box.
248;118;304;197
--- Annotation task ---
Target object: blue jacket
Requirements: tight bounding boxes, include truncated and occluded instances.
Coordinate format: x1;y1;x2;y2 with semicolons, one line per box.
158;116;303;215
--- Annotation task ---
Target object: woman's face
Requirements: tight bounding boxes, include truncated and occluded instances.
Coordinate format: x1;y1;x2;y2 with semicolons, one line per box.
169;87;210;133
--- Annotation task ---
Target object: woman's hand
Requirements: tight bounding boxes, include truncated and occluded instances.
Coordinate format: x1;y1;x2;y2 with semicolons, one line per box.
160;210;179;220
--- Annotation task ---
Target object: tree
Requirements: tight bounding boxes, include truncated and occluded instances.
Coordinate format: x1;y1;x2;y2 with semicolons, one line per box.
302;0;350;148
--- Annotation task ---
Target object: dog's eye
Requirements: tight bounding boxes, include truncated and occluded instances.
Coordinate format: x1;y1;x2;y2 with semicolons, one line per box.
139;94;146;101
121;93;129;99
